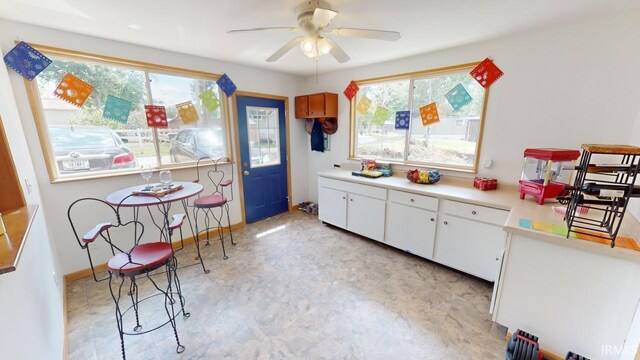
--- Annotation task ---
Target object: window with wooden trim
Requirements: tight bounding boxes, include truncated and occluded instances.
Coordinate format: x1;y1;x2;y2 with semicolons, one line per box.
24;45;231;182
350;63;489;172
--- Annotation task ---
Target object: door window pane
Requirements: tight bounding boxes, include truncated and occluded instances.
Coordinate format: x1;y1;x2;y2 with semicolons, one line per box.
354;79;409;161
148;72;226;165
246;106;280;168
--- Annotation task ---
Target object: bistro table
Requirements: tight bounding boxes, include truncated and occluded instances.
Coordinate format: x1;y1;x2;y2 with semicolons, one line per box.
106;181;204;245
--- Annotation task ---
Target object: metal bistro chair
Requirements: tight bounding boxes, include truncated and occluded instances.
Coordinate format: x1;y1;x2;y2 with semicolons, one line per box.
68;194;190;359
191;157;236;268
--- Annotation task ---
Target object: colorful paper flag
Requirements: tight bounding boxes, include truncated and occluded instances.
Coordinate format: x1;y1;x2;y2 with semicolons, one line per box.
53;73;94;107
176;101;199;124
343;81;359;100
356;96;372;115
470;58;504;88
372;107;390;125
3;41;52;80
103;95;131;124
419;103;440;126
145;105;168;128
395;111;410;129
445;83;473;111
199;89;220;112
216;73;237;97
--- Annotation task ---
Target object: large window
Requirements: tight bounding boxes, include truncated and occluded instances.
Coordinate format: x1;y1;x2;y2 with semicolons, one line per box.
351;63;488;172
26;45;230;182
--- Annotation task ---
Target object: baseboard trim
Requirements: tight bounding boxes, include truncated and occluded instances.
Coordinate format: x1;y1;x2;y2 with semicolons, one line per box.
505;332;563;360
63;222;244;283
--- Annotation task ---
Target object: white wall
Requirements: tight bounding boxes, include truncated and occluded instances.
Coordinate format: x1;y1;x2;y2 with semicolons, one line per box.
303;11;640;202
0;42;64;358
0;20;309;274
628;108;640;222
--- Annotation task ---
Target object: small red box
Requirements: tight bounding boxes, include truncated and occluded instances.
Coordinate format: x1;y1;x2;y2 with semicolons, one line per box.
474;177;498;191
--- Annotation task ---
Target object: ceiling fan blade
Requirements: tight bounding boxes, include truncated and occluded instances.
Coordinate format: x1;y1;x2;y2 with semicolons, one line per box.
266;36;304;62
323;38;350;63
328;28;401;41
312;8;338;28
227;27;299;34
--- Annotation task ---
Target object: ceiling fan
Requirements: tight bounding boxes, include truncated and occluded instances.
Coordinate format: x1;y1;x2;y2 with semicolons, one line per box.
227;0;401;63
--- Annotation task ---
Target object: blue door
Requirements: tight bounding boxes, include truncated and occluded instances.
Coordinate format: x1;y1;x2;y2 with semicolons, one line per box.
236;95;289;223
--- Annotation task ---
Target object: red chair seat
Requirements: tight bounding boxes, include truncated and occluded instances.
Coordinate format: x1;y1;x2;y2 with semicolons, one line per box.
194;194;227;208
108;242;173;276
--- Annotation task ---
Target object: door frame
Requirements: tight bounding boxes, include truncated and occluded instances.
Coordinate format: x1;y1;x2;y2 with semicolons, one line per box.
231;91;292;224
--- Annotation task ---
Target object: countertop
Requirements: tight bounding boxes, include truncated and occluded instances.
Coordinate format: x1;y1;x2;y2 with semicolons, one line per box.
0;204;39;274
318;170;640;261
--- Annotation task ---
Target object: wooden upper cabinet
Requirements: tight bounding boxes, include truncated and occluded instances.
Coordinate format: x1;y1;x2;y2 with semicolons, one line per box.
0;117;26;213
294;93;338;119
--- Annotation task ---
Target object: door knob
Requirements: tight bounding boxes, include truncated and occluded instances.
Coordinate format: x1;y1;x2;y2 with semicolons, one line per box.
243;170;249;176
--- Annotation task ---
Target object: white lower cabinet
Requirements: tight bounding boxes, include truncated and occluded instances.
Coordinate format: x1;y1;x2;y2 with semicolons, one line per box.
434;200;508;282
318;186;347;228
385;193;438;259
318;176;508;283
318;177;387;242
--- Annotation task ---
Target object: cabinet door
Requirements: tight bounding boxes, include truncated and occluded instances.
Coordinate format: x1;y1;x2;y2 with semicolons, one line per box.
434;215;505;281
308;93;325;117
347;193;386;242
318;186;347;228
294;96;308;119
386;202;437;259
324;93;338;117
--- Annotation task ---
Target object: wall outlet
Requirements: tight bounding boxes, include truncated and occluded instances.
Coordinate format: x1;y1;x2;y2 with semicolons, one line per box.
484;159;494;169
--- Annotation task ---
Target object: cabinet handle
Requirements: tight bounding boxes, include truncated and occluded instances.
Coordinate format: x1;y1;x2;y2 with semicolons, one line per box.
342;196;346;200
350;198;353;202
444;221;448;225
430;218;435;222
496;257;500;261
410;198;415;202
472;210;477;215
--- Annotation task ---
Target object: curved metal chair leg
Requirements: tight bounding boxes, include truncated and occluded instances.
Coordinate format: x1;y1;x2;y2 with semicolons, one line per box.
108;275;127;360
226;203;236;246
171;257;191;318
193;208;210;274
129;278;142;332
148;266;184;354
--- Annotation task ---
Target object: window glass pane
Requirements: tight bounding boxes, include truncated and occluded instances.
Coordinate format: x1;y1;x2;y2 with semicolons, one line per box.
247;106;280;168
354;80;409;160
148;72;226;165
409;72;486;168
35;58;153;177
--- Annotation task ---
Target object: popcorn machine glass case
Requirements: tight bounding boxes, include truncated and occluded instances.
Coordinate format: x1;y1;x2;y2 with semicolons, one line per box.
519;148;581;205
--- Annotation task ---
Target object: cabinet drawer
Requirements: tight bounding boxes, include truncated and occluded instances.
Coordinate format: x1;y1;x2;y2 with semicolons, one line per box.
318;177;387;200
441;200;508;226
388;190;438;211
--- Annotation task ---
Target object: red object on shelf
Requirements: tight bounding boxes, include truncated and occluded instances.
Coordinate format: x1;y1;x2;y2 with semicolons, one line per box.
519;148;581;205
473;177;498;191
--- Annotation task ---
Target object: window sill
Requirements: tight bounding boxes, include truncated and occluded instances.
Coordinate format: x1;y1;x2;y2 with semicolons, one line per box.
0;204;39;275
48;160;233;184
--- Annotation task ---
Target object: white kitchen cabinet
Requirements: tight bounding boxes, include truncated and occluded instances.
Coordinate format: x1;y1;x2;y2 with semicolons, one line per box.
346;193;386;242
386;202;437;259
318;177;387;242
434;200;508;281
318;186;347;228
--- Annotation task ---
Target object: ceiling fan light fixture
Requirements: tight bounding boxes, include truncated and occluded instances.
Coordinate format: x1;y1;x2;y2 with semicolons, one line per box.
317;38;332;55
300;37;317;58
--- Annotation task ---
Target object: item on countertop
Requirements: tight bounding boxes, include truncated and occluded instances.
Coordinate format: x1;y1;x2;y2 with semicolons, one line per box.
365;160;377;171
519;148;581;205
562;144;640;248
473;176;498;191
551;205;589;216
352;170;383;178
379;169;392;177
407;169;441;184
321;117;338;135
132;184;183;197
565;351;590;360
376;161;391;170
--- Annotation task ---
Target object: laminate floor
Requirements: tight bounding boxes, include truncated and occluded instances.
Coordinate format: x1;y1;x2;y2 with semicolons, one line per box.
67;211;507;359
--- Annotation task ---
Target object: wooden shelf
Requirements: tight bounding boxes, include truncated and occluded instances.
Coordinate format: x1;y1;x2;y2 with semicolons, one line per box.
0;205;38;275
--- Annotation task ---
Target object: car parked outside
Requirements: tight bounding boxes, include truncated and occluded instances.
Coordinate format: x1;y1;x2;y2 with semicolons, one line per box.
169;128;225;163
49;125;137;175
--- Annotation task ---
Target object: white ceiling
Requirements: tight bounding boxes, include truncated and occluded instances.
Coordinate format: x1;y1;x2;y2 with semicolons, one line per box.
1;0;639;76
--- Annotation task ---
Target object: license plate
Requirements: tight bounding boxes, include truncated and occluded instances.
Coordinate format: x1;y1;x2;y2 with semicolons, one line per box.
62;159;90;170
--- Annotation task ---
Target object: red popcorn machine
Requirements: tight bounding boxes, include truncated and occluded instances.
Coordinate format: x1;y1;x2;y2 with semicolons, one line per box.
519;148;581;205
